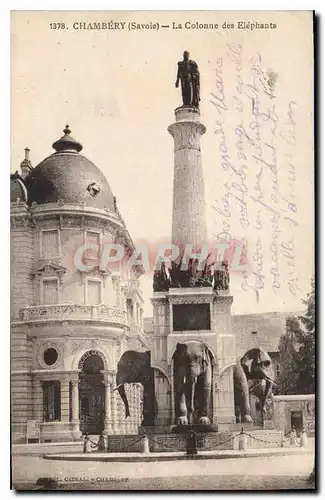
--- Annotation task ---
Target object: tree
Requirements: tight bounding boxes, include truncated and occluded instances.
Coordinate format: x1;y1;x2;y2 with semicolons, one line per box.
297;276;315;394
277;316;301;394
277;277;315;395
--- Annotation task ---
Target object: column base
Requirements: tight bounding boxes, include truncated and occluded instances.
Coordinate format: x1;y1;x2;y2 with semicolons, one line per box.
71;420;82;440
104;421;113;435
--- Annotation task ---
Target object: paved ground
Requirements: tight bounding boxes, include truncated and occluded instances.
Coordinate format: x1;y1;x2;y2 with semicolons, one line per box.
12;453;315;491
43;447;313;462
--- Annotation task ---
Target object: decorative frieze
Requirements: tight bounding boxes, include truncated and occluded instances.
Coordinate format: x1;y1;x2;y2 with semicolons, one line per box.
169;295;213;305
20;304;128;326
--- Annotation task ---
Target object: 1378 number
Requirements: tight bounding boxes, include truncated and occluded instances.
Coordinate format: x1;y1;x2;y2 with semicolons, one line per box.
49;23;67;29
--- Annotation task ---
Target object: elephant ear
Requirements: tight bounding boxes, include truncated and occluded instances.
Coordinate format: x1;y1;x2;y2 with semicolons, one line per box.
200;344;210;367
242;348;271;376
258;349;271;367
241;349;255;376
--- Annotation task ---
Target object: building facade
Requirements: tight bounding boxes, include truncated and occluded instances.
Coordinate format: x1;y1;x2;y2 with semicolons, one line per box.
11;127;145;443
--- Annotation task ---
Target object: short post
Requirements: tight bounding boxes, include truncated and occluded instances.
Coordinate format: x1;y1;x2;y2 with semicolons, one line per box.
280;431;284;448
290;428;296;446
83;434;92;453
97;433;106;452
186;430;198;456
238;427;247;451
300;427;308;448
140;433;150;454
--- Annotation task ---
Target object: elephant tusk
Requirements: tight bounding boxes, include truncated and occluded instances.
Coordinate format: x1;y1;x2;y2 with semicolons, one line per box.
265;375;277;385
113;383;124;391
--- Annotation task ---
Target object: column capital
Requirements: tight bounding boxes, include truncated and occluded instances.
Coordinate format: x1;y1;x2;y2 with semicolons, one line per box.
101;370;115;385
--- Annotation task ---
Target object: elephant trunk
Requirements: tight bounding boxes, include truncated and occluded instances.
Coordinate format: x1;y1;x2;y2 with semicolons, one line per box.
258;369;276;385
114;381;130;418
187;376;197;414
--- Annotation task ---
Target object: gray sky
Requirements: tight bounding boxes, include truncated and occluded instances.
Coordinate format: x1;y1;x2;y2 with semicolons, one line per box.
11;11;314;317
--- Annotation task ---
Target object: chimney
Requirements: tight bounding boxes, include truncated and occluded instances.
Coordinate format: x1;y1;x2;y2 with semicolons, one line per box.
20;147;32;179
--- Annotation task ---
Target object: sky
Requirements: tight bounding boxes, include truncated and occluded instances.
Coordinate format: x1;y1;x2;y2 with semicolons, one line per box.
11;11;314;317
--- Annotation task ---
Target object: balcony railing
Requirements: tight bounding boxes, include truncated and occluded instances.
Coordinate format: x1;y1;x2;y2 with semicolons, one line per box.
20;304;128;326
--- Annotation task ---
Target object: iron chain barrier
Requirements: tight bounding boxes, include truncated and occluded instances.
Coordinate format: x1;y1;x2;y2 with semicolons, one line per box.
87;427;306;453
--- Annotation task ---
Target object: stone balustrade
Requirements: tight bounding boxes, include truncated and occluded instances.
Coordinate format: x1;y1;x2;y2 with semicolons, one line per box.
20;304;128;326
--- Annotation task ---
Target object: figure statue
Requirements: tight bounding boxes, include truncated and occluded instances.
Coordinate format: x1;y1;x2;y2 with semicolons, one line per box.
114;350;157;427
169;260;190;288
153;269;161;292
233;348;275;424
213;260;230;291
175;51;200;108
153;262;170;292
173;342;212;426
221;260;230;290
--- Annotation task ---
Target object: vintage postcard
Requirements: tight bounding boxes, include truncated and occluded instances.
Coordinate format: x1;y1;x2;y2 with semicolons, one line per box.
11;10;315;491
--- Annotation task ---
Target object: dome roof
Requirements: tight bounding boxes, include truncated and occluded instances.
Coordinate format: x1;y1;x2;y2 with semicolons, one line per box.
25;126;115;210
11;172;28;203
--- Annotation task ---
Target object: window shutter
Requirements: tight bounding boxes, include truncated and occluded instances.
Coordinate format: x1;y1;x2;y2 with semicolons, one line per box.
85;232;100;260
42;279;58;305
87;280;101;305
42;230;59;259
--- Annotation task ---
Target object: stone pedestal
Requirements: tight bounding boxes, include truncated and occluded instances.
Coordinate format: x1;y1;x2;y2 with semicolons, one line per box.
150;287;236;428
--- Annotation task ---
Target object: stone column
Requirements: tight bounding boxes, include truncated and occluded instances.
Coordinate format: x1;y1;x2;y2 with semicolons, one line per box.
170;368;175;424
132;385;137;433
119;402;126;434
168;106;207;248
71;379;81;438
111;391;119;434
103;380;113;434
60;380;70;422
111;374;119;435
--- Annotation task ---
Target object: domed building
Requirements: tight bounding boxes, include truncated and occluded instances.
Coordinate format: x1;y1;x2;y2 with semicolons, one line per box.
11;126;145;443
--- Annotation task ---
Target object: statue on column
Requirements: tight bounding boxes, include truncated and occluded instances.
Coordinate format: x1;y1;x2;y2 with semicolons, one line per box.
175;51;200;108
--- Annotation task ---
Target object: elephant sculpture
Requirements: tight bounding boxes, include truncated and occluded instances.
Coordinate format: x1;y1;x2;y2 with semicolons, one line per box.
173;342;212;426
233;348;275;424
114;350;156;427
